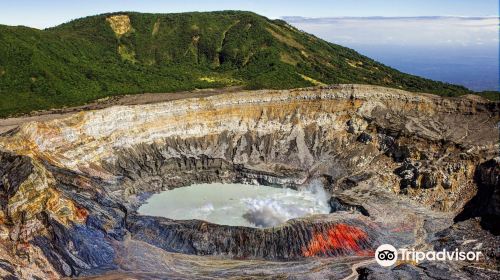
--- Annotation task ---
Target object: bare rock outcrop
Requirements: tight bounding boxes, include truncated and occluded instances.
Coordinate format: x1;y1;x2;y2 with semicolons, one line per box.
0;85;498;278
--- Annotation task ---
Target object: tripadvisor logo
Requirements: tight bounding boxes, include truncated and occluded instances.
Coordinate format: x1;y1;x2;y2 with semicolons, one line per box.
375;244;482;267
375;244;398;267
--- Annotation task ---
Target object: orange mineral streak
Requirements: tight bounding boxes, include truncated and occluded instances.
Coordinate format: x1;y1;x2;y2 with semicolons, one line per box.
302;223;370;257
75;207;89;222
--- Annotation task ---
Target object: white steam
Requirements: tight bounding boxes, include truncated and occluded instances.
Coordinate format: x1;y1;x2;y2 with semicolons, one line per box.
242;180;330;228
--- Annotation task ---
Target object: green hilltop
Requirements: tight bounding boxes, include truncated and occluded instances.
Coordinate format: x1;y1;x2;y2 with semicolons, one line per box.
0;11;486;117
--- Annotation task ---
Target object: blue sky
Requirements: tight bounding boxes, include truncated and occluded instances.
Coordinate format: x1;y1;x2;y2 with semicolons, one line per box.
0;0;498;28
286;16;499;91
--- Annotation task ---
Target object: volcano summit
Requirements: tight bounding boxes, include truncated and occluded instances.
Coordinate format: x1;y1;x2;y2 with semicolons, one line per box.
0;84;498;279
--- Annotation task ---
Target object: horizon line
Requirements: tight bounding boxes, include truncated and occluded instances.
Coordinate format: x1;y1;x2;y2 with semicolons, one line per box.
0;10;498;30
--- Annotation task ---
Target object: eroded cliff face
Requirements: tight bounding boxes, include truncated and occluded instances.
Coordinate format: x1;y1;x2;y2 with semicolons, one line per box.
0;85;498;279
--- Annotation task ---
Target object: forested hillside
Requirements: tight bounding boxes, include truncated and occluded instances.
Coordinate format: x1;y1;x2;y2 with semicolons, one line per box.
0;11;478;117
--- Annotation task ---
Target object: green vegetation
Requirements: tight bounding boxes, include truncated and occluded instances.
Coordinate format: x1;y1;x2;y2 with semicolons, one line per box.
0;11;483;117
475;91;500;101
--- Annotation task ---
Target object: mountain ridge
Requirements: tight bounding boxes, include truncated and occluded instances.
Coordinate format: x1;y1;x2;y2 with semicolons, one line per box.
0;11;482;117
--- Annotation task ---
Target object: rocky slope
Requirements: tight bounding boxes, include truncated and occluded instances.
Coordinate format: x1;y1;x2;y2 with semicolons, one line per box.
0;84;498;279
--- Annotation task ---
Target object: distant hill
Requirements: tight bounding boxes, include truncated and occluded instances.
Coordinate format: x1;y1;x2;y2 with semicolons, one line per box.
0;11;479;117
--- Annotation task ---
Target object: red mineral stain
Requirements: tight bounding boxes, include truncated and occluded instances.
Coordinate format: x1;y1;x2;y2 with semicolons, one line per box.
302;223;370;257
76;207;89;222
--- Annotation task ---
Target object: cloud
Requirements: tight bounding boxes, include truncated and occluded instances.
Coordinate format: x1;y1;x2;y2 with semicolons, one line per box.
283;16;499;47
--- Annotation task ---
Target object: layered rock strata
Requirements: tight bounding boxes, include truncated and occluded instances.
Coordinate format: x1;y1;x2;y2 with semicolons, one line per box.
0;84;498;279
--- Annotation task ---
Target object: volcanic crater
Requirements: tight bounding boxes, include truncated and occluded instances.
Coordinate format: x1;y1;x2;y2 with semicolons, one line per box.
0;84;498;279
